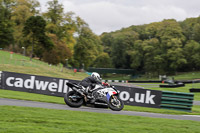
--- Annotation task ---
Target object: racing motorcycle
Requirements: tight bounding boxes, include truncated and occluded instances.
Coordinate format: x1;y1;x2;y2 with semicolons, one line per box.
64;82;124;111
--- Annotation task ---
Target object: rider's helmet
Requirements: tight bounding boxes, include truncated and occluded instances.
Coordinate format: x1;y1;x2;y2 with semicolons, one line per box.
91;72;101;82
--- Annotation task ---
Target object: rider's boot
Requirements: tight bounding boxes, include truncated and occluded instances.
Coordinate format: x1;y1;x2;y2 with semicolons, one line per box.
87;90;96;103
86;87;93;98
90;98;96;103
87;91;93;99
83;86;89;95
89;91;96;103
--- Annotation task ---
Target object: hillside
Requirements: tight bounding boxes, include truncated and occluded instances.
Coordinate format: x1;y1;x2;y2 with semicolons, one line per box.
0;50;88;80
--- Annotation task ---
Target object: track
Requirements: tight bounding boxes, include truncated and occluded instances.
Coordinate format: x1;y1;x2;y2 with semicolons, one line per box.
0;98;200;122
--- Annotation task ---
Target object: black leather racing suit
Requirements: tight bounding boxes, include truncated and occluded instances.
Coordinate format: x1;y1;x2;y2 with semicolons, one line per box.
80;76;101;91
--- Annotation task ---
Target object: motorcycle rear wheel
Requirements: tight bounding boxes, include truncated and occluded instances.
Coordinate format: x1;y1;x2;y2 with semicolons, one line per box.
64;91;83;108
108;95;124;111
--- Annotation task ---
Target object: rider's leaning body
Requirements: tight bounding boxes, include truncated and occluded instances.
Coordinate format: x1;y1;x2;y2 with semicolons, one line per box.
80;72;108;102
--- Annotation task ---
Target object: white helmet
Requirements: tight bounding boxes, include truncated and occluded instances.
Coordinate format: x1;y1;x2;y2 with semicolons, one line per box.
91;72;101;81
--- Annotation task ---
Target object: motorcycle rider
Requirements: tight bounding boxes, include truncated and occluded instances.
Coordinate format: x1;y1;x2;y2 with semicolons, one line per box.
80;72;108;103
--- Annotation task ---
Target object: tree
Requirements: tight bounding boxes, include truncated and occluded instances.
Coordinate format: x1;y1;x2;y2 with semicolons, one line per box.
142;38;166;75
43;0;77;65
166;38;187;73
11;0;40;50
154;19;186;73
73;27;102;68
183;40;200;70
129;40;144;70
43;34;72;65
43;0;64;37
45;0;63;25
100;33;114;55
0;0;14;48
156;19;185;44
93;53;113;68
193;23;200;43
23;16;53;61
180;17;197;41
111;31;139;68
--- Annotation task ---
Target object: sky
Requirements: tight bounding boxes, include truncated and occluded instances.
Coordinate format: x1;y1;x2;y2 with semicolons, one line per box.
38;0;200;35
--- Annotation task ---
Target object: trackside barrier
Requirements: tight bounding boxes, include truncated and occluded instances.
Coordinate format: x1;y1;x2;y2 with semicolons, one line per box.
160;91;194;112
0;71;195;111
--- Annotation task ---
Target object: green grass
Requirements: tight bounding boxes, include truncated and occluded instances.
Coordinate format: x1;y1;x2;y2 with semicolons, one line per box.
0;50;88;80
0;89;200;115
0;106;200;133
103;71;200;81
0;89;64;104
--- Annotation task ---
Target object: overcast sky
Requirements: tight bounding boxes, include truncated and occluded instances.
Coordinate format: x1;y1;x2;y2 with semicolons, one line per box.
38;0;200;35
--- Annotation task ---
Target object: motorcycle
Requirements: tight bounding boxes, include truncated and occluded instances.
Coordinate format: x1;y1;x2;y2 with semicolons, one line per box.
64;82;124;111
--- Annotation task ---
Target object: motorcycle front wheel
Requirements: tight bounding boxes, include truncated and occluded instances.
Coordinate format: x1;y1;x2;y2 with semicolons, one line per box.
64;91;83;108
108;95;124;111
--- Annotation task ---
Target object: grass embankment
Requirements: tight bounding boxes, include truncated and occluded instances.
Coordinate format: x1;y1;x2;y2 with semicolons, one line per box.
0;50;88;80
0;106;200;133
0;89;200;115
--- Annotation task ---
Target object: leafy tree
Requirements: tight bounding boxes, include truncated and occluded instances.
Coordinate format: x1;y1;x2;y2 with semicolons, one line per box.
180;17;197;41
100;33;114;55
43;0;64;37
183;40;200;70
142;38;166;75
111;31;139;68
43;0;77;65
11;0;40;50
73;27;102;68
43;34;72;65
144;22;160;40
23;16;53;61
166;38;187;73
0;0;14;48
156;19;185;44
129;40;144;70
193;23;200;43
155;19;186;73
45;0;63;25
93;53;113;68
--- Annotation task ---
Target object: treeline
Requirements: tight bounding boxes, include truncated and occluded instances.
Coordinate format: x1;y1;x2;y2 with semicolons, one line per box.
101;18;200;75
1;0;200;76
0;0;107;68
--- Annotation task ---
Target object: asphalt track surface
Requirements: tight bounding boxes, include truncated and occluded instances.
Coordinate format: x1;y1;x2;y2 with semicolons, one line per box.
0;98;200;122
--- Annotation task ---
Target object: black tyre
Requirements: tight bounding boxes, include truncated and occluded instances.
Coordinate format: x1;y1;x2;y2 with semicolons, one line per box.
108;95;124;111
64;91;83;108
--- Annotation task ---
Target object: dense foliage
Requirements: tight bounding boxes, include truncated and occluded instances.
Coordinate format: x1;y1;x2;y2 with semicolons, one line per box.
0;0;200;75
101;18;200;75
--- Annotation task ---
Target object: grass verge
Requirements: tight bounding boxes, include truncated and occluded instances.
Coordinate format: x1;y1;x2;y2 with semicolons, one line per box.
0;89;200;115
0;106;200;133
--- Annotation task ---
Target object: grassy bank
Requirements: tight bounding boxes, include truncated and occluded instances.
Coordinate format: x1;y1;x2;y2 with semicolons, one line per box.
0;50;88;80
0;106;200;133
0;89;200;115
